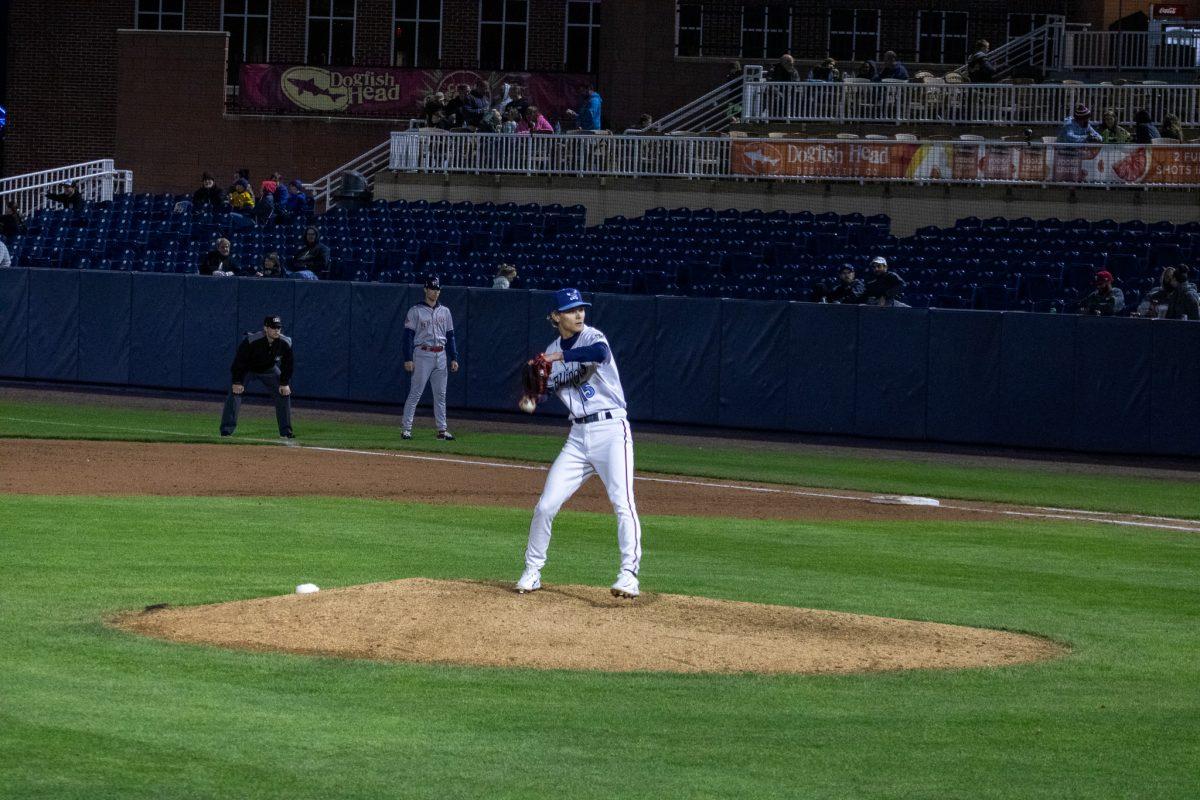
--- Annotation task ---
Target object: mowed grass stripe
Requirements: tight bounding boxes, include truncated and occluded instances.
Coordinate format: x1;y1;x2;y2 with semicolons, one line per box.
2;397;1198;518
1;495;1198;798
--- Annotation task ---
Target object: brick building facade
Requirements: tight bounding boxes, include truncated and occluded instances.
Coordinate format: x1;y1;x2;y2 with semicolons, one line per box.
3;0;1160;188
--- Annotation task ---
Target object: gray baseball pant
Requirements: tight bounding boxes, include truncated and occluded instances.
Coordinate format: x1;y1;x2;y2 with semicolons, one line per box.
220;368;293;437
402;348;448;431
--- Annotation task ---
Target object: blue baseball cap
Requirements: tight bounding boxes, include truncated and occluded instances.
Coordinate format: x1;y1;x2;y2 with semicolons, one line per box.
551;287;590;313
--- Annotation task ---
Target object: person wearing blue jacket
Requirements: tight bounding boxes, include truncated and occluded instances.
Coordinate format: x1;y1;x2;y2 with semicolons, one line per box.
1057;104;1103;143
570;86;602;131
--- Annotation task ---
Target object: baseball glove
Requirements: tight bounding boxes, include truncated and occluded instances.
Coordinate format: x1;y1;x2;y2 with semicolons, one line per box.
519;354;552;411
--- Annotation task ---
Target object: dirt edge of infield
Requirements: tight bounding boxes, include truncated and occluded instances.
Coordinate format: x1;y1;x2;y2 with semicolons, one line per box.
111;578;1067;675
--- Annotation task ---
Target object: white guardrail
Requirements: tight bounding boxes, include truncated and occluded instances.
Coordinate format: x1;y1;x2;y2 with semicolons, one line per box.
0;159;133;217
1064;28;1200;72
390;130;1200;189
740;81;1200;126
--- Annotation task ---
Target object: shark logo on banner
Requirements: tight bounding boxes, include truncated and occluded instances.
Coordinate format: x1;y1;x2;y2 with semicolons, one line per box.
739;143;783;175
281;67;350;112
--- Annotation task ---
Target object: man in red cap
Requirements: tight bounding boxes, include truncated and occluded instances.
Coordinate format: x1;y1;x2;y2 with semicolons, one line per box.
1078;270;1125;316
1058;104;1103;143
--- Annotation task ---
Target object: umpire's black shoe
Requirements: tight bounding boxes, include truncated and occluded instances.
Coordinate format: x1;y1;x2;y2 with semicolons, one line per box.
437;430;455;441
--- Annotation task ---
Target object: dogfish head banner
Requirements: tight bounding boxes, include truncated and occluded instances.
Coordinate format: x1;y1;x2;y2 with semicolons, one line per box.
730;139;1200;187
239;64;592;120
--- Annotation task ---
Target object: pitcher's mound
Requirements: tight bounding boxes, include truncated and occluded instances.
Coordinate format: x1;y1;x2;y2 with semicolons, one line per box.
115;578;1063;674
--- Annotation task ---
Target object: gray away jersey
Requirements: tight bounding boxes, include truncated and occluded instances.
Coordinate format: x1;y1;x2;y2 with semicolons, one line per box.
544;325;627;418
404;302;455;347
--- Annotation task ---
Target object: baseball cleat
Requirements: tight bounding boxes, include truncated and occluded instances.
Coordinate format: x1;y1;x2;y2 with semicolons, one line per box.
401;430;412;440
437;430;455;441
515;568;541;594
610;570;639;599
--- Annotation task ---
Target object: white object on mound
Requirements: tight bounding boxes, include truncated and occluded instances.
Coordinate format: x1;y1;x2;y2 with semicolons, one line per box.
870;495;941;507
295;583;320;594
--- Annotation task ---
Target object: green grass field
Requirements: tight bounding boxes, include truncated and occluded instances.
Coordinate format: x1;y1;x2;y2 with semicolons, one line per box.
2;394;1199;798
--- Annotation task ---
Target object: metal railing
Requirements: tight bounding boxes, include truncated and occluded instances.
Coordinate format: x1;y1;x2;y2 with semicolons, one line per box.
1064;27;1200;72
641;72;746;134
390;129;1200;189
741;81;1200;126
306;119;423;210
950;17;1070;81
0;160;133;217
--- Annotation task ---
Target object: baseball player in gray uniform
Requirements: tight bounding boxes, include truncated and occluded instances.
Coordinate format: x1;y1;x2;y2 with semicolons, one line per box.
401;276;459;440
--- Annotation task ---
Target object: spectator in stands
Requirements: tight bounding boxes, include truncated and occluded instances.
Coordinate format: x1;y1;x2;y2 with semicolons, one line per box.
464;81;492;128
1164;265;1200;320
1098;109;1131;144
423;91;447;127
628;113;654;132
770;54;801;82
493;264;518;289
854;60;878;80
254;251;284;279
200;238;240;276
862;256;906;306
566;85;602;131
1078;270;1125;316
254;188;276;225
293;226;330;278
1133;109;1161;144
876;51;909;82
228;168;251;195
506;84;530;118
282;179;313;220
229;178;255;211
0;239;11;268
501;107;521;133
445;83;471;128
1133;266;1175;318
523;106;554;133
1;200;25;239
192;173;225;211
478;108;503;133
1161;113;1185;143
1057;104;1103;144
967;40;996;83
46;181;84;213
808;57;840;82
813;265;864;304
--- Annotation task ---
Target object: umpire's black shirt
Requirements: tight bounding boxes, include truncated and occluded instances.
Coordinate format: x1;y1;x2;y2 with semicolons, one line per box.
231;331;294;386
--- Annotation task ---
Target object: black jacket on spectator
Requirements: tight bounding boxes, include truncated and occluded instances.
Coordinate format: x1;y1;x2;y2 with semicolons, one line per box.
200;250;242;276
230;331;294;386
863;272;906;304
1079;288;1125;316
293;231;331;277
967;52;996;83
1165;281;1200;320
192;185;226;210
46;190;84;213
770;63;801;81
825;278;865;304
1;212;25;239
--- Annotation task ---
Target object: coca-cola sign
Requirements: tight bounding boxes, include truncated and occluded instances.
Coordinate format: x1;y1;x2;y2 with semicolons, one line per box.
1151;4;1189;17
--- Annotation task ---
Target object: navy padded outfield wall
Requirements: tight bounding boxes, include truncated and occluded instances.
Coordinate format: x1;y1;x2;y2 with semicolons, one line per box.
1;267;1198;457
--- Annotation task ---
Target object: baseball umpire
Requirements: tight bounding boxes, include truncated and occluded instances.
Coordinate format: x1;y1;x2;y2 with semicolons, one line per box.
401;275;459;440
220;314;295;440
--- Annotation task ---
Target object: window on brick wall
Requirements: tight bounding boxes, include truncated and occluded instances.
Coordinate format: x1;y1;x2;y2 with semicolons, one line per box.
1007;13;1050;41
223;0;270;86
676;2;703;57
565;0;599;73
479;0;528;71
394;0;441;68
827;9;880;62
308;0;356;65
136;0;185;31
741;5;791;60
917;10;968;64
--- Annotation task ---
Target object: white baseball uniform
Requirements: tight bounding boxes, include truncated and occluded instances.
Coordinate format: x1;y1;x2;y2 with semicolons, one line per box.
524;325;642;579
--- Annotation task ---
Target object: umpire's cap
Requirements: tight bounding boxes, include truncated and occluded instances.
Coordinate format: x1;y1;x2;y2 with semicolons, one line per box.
551;287;590;313
263;315;283;328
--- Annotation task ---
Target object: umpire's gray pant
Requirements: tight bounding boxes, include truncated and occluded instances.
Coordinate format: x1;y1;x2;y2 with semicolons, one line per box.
220;368;293;437
402;348;448;431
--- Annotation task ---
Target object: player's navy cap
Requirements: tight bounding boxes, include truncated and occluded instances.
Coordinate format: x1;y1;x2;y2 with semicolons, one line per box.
552;287;590;312
263;315;282;328
425;275;441;289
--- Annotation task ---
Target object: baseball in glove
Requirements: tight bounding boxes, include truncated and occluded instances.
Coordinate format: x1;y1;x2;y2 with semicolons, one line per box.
519;354;552;413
